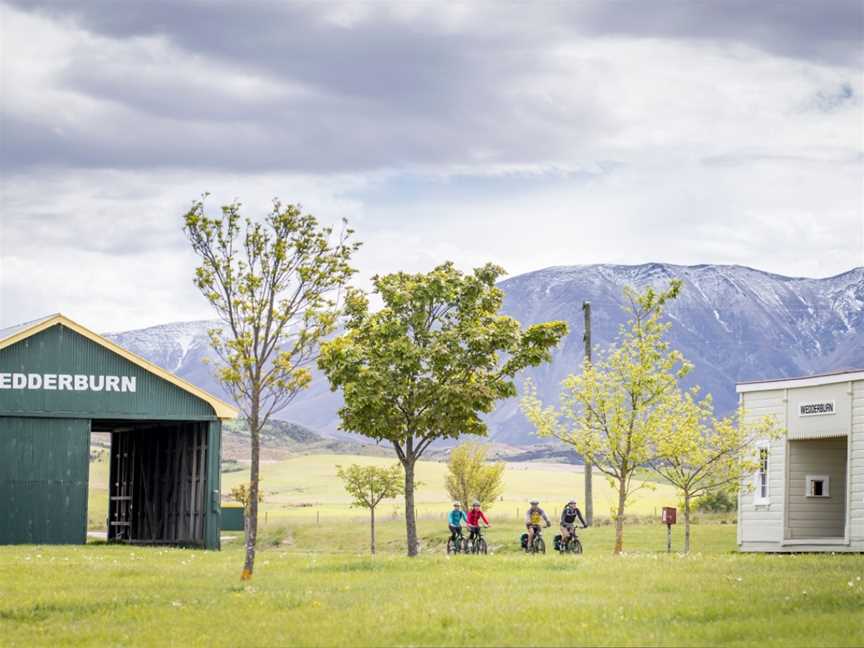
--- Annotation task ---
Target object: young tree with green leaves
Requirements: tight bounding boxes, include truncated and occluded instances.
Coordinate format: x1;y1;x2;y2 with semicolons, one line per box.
319;262;567;556
336;463;404;555
183;197;359;580
522;281;689;555
444;443;505;511
649;390;782;553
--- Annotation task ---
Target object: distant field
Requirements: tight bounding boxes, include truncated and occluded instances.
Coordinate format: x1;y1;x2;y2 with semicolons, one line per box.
87;451;680;529
218;453;679;524
87;448;110;529
2;522;862;647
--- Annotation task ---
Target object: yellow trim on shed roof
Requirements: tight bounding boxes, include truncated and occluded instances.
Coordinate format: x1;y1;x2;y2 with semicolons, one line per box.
0;314;238;420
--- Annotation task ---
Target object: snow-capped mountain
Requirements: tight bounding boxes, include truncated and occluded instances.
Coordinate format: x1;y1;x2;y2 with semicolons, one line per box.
105;263;864;446
493;263;864;443
107;320;221;398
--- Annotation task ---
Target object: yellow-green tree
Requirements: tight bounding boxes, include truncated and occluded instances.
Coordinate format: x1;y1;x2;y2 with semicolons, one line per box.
183;197;359;580
444;443;505;511
522;281;688;555
336;464;404;555
229;483;264;515
649;390;782;553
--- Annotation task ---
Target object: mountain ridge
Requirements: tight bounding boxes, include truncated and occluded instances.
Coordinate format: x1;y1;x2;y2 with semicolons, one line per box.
104;262;864;446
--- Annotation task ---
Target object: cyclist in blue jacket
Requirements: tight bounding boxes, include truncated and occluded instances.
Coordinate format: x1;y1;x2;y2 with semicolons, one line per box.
448;502;467;545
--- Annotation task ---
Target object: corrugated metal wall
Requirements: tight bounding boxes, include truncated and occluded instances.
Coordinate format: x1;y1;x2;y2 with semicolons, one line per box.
0;417;89;544
0;323;225;549
0;325;215;420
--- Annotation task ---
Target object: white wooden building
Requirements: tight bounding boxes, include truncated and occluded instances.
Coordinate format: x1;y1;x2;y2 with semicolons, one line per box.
737;370;864;552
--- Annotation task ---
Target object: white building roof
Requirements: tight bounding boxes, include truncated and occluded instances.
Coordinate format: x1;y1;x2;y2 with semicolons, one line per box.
737;368;864;393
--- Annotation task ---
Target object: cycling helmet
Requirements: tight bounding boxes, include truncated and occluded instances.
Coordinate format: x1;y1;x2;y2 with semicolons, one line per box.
568;499;577;506
453;502;461;507
472;500;481;506
530;500;540;505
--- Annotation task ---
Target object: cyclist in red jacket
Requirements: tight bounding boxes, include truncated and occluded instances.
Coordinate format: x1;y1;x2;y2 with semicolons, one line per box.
466;500;490;544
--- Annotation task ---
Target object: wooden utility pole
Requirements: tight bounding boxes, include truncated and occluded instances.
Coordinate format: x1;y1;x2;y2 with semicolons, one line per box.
582;301;594;527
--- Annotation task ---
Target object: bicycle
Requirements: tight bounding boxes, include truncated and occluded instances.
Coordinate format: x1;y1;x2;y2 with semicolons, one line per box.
446;528;467;554
525;524;546;554
467;526;488;554
558;526;584;554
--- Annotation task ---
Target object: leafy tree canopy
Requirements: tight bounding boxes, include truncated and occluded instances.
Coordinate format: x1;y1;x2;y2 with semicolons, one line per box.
445;443;505;511
336;463;404;510
320;262;568;457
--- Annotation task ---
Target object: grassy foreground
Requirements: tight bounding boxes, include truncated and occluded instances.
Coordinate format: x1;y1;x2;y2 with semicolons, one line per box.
2;522;862;647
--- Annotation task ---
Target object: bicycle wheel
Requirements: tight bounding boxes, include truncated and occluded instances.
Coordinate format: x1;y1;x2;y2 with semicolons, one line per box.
477;538;487;555
461;538;470;554
533;537;545;554
446;538;456;555
571;538;583;554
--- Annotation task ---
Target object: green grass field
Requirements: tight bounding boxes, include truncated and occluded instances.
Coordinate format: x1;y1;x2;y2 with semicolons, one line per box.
1;520;862;647
68;451;862;646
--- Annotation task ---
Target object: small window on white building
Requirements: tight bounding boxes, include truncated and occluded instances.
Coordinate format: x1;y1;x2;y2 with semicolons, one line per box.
806;475;830;498
754;442;770;505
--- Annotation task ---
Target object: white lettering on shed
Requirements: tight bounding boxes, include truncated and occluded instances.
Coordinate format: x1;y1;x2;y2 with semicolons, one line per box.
0;372;137;393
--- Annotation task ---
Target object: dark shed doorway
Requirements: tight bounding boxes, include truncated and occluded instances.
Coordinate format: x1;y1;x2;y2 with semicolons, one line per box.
94;420;210;546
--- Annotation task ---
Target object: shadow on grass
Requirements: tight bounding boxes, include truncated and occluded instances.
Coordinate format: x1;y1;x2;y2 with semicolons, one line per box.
0;599;135;624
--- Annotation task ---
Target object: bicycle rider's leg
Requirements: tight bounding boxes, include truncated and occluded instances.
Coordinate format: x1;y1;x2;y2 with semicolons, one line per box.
526;524;534;549
560;524;570;541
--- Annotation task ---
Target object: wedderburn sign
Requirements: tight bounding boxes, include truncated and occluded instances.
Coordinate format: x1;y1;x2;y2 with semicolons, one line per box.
798;400;835;417
0;372;137;393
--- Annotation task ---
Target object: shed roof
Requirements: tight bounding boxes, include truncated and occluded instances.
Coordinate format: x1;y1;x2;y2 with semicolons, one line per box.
737;368;864;393
0;314;238;419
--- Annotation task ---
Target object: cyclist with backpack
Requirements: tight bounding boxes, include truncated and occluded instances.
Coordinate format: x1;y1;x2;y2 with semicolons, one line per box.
524;499;551;550
560;499;587;543
466;500;490;545
448;502;467;547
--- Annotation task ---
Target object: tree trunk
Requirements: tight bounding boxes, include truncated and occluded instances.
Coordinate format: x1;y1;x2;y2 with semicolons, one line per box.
241;407;260;580
613;476;626;555
585;462;593;526
683;492;691;554
370;506;376;556
403;459;418;557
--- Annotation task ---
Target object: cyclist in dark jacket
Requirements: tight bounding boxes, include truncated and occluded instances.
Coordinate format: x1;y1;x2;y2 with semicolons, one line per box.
560;499;587;542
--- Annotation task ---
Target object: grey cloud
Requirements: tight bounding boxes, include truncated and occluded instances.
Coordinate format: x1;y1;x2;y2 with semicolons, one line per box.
701;148;863;167
569;0;863;67
2;1;859;175
2;4;612;173
12;1;861;68
804;83;859;113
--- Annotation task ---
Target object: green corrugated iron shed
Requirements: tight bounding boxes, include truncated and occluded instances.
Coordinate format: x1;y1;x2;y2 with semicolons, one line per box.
0;314;238;549
221;504;245;532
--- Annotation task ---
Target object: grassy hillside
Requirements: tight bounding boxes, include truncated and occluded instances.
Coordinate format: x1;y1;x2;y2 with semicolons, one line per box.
88;452;680;529
218;454;680;524
2;523;862;646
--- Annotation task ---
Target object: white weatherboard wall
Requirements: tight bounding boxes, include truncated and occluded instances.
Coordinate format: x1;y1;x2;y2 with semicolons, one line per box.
738;389;786;548
737;372;864;552
853;381;864;544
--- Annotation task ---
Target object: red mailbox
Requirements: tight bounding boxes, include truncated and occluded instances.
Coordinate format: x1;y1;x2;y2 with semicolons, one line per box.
661;507;677;525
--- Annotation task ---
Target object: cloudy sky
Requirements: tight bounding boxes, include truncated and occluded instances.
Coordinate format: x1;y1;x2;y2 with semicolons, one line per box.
1;1;862;331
